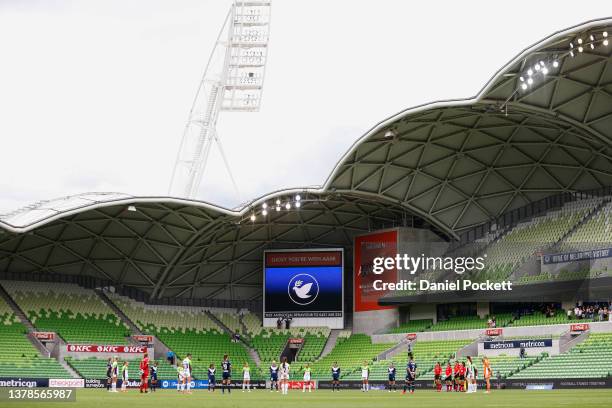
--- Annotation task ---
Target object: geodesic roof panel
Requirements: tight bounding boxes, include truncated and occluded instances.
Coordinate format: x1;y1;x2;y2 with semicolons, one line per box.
0;192;416;301
325;18;612;236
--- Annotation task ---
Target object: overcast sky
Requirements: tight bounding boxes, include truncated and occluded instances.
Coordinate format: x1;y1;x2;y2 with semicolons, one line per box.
1;0;611;213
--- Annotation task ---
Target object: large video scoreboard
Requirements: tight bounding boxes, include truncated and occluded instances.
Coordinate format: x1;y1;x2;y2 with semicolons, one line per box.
263;248;344;328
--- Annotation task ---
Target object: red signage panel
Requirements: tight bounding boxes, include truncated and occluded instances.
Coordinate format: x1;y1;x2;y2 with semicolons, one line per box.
354;230;398;311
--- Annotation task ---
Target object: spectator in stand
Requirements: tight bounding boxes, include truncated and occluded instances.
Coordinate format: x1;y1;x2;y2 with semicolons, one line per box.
167;350;175;366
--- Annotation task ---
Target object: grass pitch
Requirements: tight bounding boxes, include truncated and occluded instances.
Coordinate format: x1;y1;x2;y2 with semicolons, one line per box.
11;388;612;408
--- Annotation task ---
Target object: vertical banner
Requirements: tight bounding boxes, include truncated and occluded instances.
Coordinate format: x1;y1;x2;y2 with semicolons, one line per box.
354;229;398;311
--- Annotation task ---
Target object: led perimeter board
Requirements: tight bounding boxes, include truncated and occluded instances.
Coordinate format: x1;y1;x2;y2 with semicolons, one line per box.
263;249;344;328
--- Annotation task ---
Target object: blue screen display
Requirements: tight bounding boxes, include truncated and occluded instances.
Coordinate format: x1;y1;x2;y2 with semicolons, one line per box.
264;265;343;318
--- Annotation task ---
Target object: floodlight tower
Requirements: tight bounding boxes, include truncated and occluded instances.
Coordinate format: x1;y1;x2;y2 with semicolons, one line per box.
169;1;272;199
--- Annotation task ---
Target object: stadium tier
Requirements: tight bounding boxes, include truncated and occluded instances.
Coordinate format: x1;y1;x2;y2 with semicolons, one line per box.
0;297;72;379
467;198;601;284
559;201;612;252
387;319;433;334
511;333;612;379
2;281;130;344
308;334;395;379
428;315;489;332
511;309;594;327
211;309;243;333
295;332;328;362
108;293;221;333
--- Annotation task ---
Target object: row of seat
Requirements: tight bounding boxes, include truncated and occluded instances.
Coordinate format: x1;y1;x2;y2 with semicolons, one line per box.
2;281;129;344
0;297;72;379
511;333;612;379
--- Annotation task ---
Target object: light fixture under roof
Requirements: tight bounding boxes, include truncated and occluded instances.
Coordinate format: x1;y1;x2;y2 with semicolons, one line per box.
384;129;396;138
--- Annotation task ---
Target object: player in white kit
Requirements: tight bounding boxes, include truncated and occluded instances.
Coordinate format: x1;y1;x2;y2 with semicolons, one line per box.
182;354;192;394
361;361;370;392
242;362;251;392
279;357;290;395
121;361;129;392
302;363;313;392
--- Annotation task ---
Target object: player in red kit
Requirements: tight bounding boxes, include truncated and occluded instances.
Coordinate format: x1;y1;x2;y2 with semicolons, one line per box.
445;362;453;391
139;352;149;393
453;361;461;391
433;362;442;392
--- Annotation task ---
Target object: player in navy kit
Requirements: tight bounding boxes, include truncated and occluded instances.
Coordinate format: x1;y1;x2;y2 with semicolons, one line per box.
331;362;341;392
221;355;232;394
150;362;158;392
270;360;279;392
402;354;417;394
387;362;397;392
208;363;216;392
105;358;112;391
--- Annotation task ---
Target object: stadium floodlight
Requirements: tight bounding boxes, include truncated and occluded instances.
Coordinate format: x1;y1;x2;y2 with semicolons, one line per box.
127;205;137;212
168;1;272;200
243;193;308;222
384;129;396;138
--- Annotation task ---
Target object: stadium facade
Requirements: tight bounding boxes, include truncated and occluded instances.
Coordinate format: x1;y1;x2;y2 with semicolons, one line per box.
0;17;611;393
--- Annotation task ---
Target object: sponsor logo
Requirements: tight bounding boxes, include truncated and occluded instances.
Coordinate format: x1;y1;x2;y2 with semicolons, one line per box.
132;335;153;343
287;274;319;306
84;379;105;388
484;339;553;350
406;333;417;340
570;323;589;332
49;378;84;388
66;344;147;353
485;328;503;337
33;332;55;341
160;380;209;389
288;338;304;344
0;378;46;388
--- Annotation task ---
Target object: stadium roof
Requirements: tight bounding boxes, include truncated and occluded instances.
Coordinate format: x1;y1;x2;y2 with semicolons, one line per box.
1;18;611;301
